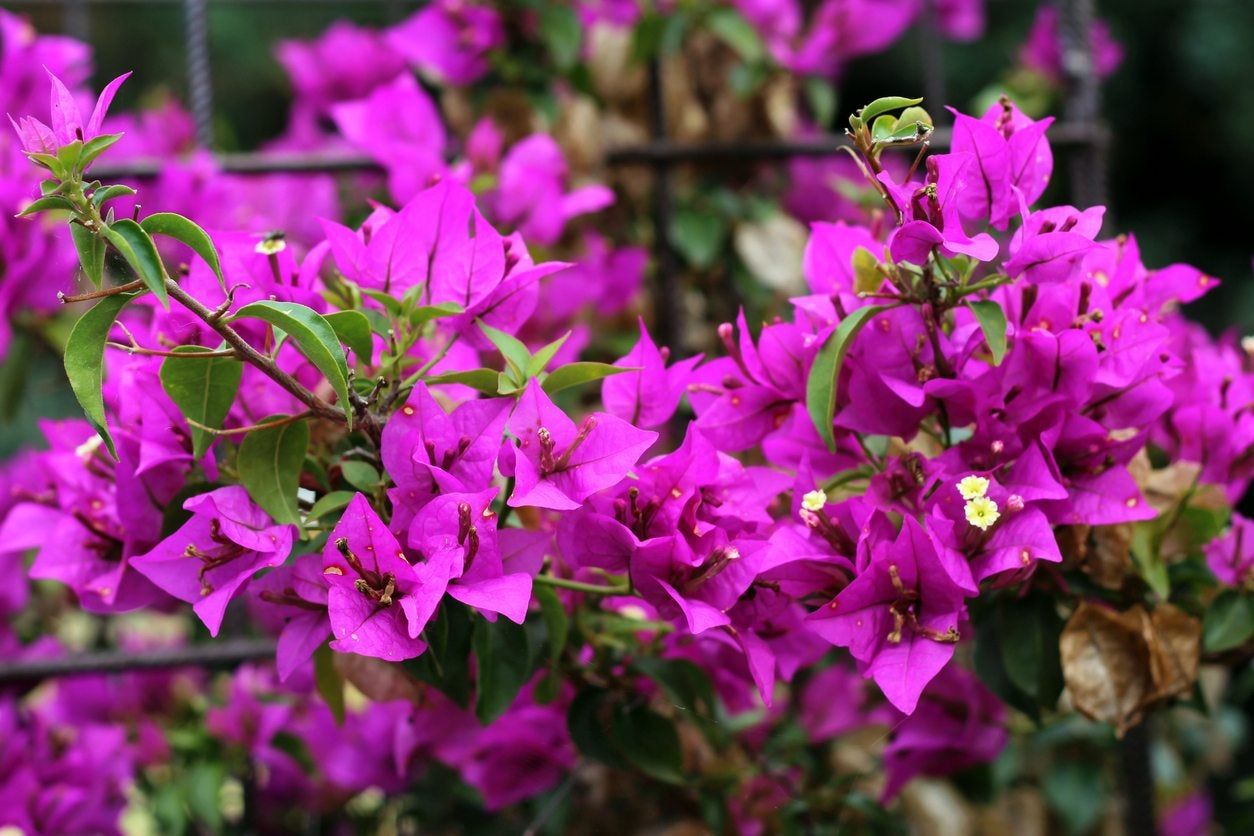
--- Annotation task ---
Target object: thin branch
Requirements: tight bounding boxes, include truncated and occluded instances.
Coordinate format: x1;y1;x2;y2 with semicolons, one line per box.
164;279;345;424
185;410;314;437
533;574;631;596
59;279;145;304
106;341;237;359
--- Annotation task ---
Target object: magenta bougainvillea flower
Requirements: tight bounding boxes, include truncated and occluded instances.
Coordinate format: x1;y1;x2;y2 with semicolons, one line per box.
602;319;703;429
386;0;505;86
9;69;129;155
130;486;295;635
809;514;972;713
1206;515;1253;588
508;378;657;510
322;494;441;661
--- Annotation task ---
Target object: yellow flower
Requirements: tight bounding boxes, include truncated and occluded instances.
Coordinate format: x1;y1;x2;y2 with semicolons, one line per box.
801;489;827;512
964;496;1000;530
957;475;990;501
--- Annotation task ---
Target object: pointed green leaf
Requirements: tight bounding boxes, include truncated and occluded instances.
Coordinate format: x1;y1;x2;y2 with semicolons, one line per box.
472;615;533;724
314;644;346;725
852;246;882;295
70;223;106;288
140;212;224;291
306;490;355;522
856;95;923;125
527;331;572;378
609;703;684;784
238;415;310;525
79;132;123;170
91;184;136;208
360;288;404;318
541;361;634;396
340;460;380;491
477;319;532;380
232;300;353;427
966;299;1008;365
323;310;373;365
408;301;464;328
101;218;168;307
805;305;888;450
424;368;502;396
17;195;73;216
63;292;136;458
706;8;765;62
1203;590;1254;653
159;345;243;460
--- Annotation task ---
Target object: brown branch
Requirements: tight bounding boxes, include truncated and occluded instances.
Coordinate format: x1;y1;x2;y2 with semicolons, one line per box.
164;279;345;424
59;279;145;304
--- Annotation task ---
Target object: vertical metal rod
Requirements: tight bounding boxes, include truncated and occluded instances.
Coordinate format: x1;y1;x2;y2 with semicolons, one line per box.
646;58;683;359
1120;720;1157;836
917;0;948;112
183;0;215;149
63;0;89;42
1058;0;1107;210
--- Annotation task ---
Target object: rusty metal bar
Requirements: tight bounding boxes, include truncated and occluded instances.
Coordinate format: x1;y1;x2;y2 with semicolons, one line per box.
183;0;215;149
0;638;276;684
645;58;684;360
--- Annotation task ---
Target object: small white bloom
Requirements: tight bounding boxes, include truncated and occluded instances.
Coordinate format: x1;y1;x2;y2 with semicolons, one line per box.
964;496;1000;530
801;489;827;512
957;475;990;501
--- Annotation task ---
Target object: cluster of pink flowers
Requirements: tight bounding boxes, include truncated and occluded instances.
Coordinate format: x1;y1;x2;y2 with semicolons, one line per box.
0;4;1245;834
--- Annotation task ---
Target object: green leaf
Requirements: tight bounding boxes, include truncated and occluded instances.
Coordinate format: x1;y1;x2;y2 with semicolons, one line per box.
233;300;353;427
1043;759;1106;836
360;288;404;318
306;490;355;521
966;299;1008;365
159;345;243;459
567;688;628;767
535;586;569;666
668;208;726;269
91;184;136;208
17;195;74;216
70;223;106;288
477;320;532;382
79;132;123;169
609;702;685;784
314;644;346;725
527;331;572;378
997;592;1063;704
897;106;933;128
1203;590;1254;653
101;218;169;307
340;460;380;492
706;8;765;62
539;4;582;71
805;305;887;450
424;368;502;396
856;96;924;125
140;212;224;291
1131;522;1171;600
870;114;899;143
323;310;373;365
406;603;474;707
534;585;569;704
541;362;632;396
408;301;463;328
852;246;882;295
238;415;309;525
63;292;136;458
803;77;837;127
472;615;533;724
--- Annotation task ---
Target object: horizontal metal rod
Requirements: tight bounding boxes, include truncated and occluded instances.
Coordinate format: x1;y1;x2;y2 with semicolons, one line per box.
90;121;1108;180
8;0;410;5
605;123;1110;165
0;638;276;683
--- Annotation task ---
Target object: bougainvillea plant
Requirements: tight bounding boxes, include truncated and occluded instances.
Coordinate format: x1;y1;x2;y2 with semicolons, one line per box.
6;58;1253;831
